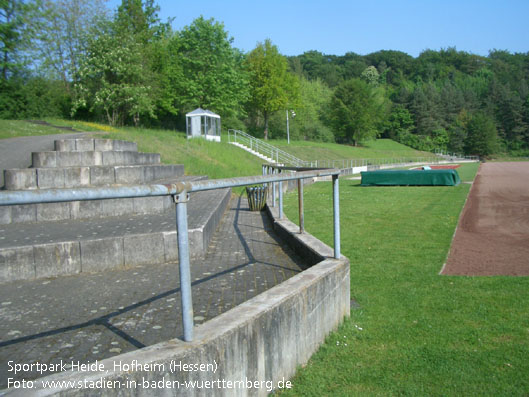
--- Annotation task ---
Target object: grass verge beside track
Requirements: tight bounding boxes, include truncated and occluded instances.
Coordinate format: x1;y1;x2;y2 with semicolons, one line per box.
281;163;529;396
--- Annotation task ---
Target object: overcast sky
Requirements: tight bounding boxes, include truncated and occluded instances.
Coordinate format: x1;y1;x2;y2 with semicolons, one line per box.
106;0;529;57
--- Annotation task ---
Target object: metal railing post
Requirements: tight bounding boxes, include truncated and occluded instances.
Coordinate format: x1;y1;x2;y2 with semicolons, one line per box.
298;178;304;233
332;175;340;259
174;192;194;342
272;169;277;207
279;179;283;219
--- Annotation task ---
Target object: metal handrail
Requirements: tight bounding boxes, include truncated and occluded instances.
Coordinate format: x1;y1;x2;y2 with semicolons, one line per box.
227;129;307;166
309;156;479;170
0;169;342;343
434;149;480;161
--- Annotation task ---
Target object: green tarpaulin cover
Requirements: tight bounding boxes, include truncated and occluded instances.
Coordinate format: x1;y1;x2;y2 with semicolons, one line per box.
360;169;461;186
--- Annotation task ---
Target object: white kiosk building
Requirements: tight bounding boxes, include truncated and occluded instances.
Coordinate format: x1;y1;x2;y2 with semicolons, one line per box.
186;108;221;142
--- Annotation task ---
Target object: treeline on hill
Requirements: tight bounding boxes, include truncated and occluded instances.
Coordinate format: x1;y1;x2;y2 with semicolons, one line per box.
2;0;529;157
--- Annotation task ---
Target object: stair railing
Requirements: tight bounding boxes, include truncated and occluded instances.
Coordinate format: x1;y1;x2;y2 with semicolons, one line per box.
228;129;307;166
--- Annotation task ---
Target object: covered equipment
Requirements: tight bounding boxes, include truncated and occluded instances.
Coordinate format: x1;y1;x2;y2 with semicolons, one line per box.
360;169;461;186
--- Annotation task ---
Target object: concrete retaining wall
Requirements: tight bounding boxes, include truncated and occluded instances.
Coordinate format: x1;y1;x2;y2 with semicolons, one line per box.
4;205;350;396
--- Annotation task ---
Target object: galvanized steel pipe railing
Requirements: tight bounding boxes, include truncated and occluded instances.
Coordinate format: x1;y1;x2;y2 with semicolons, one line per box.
0;169;341;342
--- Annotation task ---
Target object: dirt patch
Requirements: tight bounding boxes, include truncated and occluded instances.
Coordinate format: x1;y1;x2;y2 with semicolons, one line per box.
442;162;529;276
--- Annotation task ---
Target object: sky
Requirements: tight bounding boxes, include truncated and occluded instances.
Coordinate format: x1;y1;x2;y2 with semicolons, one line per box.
106;0;529;58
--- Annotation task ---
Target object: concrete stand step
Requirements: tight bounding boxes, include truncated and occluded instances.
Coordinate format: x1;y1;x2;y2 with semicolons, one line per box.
54;138;138;152
4;164;185;190
0;175;206;225
31;150;160;168
0;188;231;282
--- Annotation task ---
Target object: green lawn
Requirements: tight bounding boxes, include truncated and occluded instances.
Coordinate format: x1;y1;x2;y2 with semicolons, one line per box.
280;162;529;396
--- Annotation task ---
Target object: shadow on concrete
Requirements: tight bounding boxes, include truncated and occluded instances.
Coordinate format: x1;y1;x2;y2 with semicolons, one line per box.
0;197;307;350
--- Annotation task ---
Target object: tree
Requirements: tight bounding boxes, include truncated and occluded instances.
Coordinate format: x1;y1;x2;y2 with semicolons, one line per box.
386;104;414;140
0;0;41;80
72;0;162;126
247;39;299;140
37;0;108;93
294;78;334;141
361;65;380;86
115;0;166;43
410;83;441;135
166;16;249;119
329;78;382;145
464;112;498;157
268;77;333;142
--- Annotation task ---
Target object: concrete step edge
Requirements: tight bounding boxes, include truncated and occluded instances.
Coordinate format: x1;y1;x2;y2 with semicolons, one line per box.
0;175;209;225
55;138;138;152
0;188;231;283
31;151;161;168
4;164;185;190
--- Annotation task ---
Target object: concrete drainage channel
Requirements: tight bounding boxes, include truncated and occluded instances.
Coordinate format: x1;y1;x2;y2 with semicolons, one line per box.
3;204;349;396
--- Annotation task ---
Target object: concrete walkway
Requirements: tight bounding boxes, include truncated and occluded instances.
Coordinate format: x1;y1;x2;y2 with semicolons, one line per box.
0;196;307;388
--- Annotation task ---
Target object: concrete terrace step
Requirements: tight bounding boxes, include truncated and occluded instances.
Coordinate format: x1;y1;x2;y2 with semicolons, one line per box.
0;187;231;282
54;138;137;152
31;150;160;168
4;163;185;190
0;175;205;225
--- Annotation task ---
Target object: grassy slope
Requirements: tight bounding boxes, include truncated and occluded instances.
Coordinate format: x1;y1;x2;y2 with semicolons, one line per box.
280;163;529;396
0;120;264;179
97;127;264;180
0;120;79;139
269;139;434;161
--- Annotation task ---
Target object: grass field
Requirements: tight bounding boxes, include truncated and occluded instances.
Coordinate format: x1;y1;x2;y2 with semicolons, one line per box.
279;163;529;396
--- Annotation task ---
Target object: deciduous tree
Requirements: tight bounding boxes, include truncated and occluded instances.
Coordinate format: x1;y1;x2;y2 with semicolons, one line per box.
0;0;41;80
329;78;382;145
166;16;249;119
247;39;299;140
72;0;162;126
